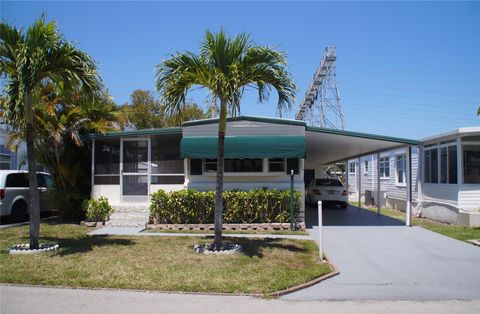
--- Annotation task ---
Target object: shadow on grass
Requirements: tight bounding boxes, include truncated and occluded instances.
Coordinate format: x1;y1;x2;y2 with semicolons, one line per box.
42;235;133;257
220;237;308;258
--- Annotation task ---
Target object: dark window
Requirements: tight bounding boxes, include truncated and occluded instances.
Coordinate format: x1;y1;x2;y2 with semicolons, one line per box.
440;147;448;184
0;153;11;170
431;148;438;183
190;159;203;175
268;158;285;172
37;174;46;188
226;159;262;172
424;150;431;183
6;173;29;187
464;145;480;184
448;146;457;184
123;140;148;173
203;159;263;173
286;158;299;175
314;179;343;186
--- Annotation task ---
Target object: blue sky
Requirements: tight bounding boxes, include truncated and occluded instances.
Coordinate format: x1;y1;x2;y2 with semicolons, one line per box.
2;1;479;139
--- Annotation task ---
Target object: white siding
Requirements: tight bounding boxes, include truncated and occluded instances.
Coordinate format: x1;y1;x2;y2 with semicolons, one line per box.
183;120;305;137
459;185;480;211
422;184;459;206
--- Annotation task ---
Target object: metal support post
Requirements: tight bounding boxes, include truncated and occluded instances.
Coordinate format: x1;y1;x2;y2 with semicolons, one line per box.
358;157;361;208
290;169;295;230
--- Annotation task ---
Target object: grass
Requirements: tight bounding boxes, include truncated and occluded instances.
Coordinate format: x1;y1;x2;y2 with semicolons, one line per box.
0;223;330;294
143;228;308;236
357;203;480;242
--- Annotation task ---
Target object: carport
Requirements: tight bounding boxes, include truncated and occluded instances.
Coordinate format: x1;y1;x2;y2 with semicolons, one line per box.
304;126;419;226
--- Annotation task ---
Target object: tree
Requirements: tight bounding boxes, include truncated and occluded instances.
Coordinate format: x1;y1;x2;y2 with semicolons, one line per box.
0;17;101;248
155;31;296;249
32;84;121;220
122;89;205;129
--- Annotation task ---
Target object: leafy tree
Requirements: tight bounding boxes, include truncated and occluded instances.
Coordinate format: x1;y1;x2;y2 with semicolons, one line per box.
122;89;205;129
0;17;101;248
155;31;296;249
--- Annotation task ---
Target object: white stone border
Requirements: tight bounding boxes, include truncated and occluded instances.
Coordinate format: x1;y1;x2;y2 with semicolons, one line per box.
8;243;59;255
194;243;242;255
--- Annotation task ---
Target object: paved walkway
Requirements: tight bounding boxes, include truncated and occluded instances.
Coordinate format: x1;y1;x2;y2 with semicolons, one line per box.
88;226;310;240
283;205;480;300
2;285;479;314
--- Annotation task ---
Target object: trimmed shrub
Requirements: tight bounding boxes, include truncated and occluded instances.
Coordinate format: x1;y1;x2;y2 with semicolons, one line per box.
82;197;113;222
149;189;300;224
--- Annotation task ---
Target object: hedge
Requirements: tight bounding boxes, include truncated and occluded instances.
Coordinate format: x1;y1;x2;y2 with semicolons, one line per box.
149;189;301;224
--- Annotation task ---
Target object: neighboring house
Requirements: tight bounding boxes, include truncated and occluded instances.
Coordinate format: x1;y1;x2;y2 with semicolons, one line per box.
347;127;480;226
0;127;27;170
88;116;418;225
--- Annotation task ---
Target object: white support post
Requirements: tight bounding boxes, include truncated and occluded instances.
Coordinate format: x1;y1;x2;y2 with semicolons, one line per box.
357;157;361;208
345;160;349;196
317;200;323;261
406;146;412;227
376;152;381;215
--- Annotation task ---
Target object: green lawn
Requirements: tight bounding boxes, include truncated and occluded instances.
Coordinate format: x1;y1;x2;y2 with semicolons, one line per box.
361;205;480;242
0;223;330;295
143;228;308;236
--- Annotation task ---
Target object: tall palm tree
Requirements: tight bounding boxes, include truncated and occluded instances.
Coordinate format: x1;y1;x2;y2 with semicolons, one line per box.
155;31;296;249
0;17;101;248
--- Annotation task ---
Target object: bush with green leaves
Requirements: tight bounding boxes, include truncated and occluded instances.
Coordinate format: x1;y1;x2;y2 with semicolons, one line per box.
82;197;113;222
150;189;300;224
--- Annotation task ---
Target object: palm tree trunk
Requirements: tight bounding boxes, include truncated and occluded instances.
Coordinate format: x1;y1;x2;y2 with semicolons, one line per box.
213;101;227;250
25;91;41;249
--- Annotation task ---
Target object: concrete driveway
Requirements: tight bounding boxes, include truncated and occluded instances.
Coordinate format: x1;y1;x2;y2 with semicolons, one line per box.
283;205;480;301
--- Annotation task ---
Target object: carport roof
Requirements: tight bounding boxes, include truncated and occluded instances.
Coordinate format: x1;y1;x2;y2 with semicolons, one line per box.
306;126;419;164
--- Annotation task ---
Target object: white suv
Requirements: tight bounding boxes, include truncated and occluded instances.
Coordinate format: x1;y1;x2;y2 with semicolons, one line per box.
0;170;54;221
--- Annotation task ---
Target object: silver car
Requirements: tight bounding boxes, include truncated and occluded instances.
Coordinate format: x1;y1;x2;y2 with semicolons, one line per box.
0;170;54;221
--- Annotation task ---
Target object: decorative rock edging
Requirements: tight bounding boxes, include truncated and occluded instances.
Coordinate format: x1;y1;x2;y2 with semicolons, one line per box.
8;243;59;255
147;222;305;232
194;243;242;255
81;221;105;227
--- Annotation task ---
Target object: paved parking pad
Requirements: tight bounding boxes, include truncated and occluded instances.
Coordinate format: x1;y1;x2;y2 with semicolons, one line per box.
283;206;480;301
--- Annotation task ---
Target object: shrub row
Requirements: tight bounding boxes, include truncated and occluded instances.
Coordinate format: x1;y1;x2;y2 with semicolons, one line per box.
149;189;301;224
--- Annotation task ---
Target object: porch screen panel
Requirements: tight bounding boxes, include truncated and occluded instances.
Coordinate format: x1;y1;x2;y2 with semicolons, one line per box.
94;138;120;184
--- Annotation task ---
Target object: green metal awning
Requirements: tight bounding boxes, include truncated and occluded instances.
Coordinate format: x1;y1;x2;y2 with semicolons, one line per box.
180;136;306;159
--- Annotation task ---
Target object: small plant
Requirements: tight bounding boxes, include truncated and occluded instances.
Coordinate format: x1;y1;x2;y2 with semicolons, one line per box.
83;197;113;222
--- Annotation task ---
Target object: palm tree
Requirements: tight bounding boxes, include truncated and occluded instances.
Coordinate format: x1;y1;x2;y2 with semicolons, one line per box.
0;17;101;248
155;31;296;249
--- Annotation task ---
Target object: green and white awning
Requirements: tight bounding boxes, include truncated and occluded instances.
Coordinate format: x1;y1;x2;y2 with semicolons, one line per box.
180;136;306;159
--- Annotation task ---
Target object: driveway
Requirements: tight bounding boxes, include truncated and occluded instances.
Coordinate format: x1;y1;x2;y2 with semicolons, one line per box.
283;205;480;300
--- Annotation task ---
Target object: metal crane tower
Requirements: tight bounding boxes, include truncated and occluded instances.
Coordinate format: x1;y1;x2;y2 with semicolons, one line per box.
295;47;344;129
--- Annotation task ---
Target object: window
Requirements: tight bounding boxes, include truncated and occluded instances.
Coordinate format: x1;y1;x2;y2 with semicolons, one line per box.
463;145;480;184
268;158;285;172
379;157;390;178
0;153;11;170
203;158;263;173
424;148;438;183
364;161;369;174
396;154;405;184
349;162;356;173
6;173;28;187
425;146;457;184
94;139;120;184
